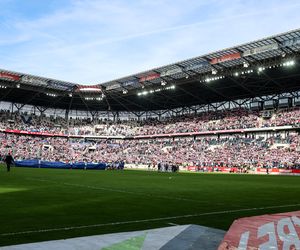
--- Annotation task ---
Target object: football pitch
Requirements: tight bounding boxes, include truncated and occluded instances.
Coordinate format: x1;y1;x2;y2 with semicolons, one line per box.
1;165;300;246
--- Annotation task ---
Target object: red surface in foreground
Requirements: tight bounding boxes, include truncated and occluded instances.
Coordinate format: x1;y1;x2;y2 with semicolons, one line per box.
219;211;300;250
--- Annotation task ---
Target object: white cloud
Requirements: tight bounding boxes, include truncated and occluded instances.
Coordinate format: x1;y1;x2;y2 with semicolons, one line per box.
0;0;300;84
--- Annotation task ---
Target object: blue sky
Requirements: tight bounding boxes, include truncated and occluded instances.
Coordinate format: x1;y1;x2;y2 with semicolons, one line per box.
0;0;300;84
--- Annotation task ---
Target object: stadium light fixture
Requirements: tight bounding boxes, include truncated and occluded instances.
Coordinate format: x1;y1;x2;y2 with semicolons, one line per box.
211;69;217;75
205;76;224;83
84;96;103;101
241;69;254;75
243;62;249;68
16;84;20;88
137;85;175;96
79;87;102;92
122;89;128;94
283;60;295;67
258;67;265;73
161;80;167;86
136;90;149;96
165;85;175;90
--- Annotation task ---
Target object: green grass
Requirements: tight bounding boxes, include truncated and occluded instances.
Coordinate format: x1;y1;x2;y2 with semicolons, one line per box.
1;165;300;246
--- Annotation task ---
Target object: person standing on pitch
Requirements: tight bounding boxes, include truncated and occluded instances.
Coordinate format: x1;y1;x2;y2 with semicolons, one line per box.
5;152;14;172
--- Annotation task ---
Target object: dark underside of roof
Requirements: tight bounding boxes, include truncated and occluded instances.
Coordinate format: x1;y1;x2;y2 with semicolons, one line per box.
1;61;300;112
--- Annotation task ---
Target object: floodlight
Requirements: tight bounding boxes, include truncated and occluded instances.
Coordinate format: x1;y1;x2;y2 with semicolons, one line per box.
243;62;249;68
258;67;264;72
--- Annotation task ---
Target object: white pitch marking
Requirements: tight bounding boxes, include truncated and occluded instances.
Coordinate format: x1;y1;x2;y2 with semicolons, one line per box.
167;223;179;226
26;178;215;204
1;203;300;236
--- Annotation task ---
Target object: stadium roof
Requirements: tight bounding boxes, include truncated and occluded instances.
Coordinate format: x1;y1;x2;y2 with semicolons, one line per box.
1;28;300;112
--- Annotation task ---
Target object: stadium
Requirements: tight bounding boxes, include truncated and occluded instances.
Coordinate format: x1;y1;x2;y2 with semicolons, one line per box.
1;4;300;249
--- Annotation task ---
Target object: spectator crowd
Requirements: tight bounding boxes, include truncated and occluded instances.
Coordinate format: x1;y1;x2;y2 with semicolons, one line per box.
1;108;300;170
1;108;300;137
1;132;300;169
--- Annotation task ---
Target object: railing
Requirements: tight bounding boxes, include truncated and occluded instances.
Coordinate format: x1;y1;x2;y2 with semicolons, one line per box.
1;125;297;139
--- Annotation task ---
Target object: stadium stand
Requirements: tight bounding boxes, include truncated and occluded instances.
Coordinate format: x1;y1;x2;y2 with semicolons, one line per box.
1;29;300;174
1;107;300;136
1;105;300;173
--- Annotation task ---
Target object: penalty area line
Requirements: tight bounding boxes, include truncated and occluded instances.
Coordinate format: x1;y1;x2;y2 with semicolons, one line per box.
1;203;300;236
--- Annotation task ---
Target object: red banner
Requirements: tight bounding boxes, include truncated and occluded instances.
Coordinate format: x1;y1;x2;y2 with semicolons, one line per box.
211;52;241;64
256;168;300;174
5;129;66;137
0;72;20;81
187;166;300;174
219;211;300;250
139;73;160;82
76;85;102;92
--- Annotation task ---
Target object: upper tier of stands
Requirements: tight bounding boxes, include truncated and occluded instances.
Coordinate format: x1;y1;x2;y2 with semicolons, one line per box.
1;108;300;137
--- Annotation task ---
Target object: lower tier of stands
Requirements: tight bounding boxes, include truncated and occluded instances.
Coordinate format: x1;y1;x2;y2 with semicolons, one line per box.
1;131;300;171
